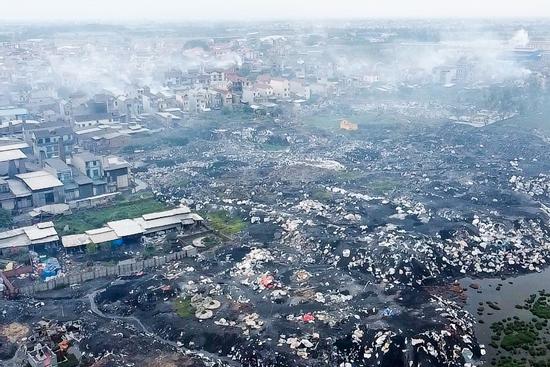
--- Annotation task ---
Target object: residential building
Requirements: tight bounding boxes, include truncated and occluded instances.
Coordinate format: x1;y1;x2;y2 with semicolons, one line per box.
0;178;15;210
6;178;33;211
102;156;130;192
89;132;130;153
73;113;116;129
71;151;103;180
0;141;28;177
205;68;226;88
16;170;65;207
242;84;274;104
269;78;291;99
71;151;106;195
44;158;73;184
0;107;28;123
289;79;311;100
24;126;74;160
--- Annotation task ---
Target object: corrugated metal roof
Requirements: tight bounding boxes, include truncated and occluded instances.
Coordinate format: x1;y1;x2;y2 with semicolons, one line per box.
0;149;26;162
139;216;182;230
0;231;29;249
36;222;54;229
142;207;190;221
62;234;91;248
0;227;24;240
0;142;29;151
85;227;119;244
6;179;31;197
191;213;204;221
74;127;103;135
0;222;58;249
107;219;144;237
16;170;64;191
24;224;57;241
30;234;59;245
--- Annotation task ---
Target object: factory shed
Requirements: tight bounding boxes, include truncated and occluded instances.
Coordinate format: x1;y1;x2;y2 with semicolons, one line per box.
107;219;144;238
0;222;59;255
85;227;119;244
61;234;91;251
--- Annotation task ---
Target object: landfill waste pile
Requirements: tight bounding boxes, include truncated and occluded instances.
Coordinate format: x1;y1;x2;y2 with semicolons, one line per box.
1;19;550;367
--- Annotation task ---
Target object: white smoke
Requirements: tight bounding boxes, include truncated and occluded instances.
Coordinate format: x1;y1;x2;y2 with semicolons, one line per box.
509;29;530;48
330;30;533;85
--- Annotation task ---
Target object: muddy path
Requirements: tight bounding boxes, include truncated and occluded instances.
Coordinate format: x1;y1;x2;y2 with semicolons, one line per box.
87;288;239;366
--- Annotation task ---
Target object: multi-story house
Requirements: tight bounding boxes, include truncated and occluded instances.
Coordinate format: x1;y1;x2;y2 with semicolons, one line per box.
102;156;130;192
269;78;291;99
71;151;106;196
24;126;75;160
71;151;103;180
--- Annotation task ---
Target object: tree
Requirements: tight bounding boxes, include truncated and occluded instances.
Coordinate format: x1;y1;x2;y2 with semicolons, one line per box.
0;208;12;229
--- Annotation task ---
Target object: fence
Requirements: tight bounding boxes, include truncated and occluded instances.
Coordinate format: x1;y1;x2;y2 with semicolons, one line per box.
18;248;194;295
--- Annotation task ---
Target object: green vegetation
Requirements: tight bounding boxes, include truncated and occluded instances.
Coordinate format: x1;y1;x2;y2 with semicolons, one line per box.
489;291;550;366
173;298;195;318
335;170;365;182
0;208;12;230
311;188;334;202
368;179;399;194
120;130;190;154
494;357;528;367
491;320;538;351
56;196;169;235
143;246;155;258
201;235;221;247
86;243;98;254
501;329;537;351
207;210;246;236
529;292;550;319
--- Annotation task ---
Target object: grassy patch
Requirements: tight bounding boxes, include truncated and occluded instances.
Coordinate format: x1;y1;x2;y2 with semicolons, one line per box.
311;188;333;202
494;357;527;367
491;319;538;351
501;329;537;351
173;298;195;318
489;291;550;366
207;210;246;236
529;292;550;319
202;235;221;247
56;197;169;235
368;179;399;194
335;170;365;182
142;245;157;259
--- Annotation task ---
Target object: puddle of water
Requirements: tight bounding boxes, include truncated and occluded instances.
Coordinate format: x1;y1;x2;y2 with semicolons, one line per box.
461;268;550;361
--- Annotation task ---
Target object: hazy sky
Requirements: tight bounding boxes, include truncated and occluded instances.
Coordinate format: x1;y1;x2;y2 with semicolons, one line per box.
1;0;550;22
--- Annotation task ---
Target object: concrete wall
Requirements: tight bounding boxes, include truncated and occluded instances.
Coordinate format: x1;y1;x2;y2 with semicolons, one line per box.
19;249;194;295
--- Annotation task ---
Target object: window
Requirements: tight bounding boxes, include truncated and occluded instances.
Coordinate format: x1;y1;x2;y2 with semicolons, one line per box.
44;192;54;204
